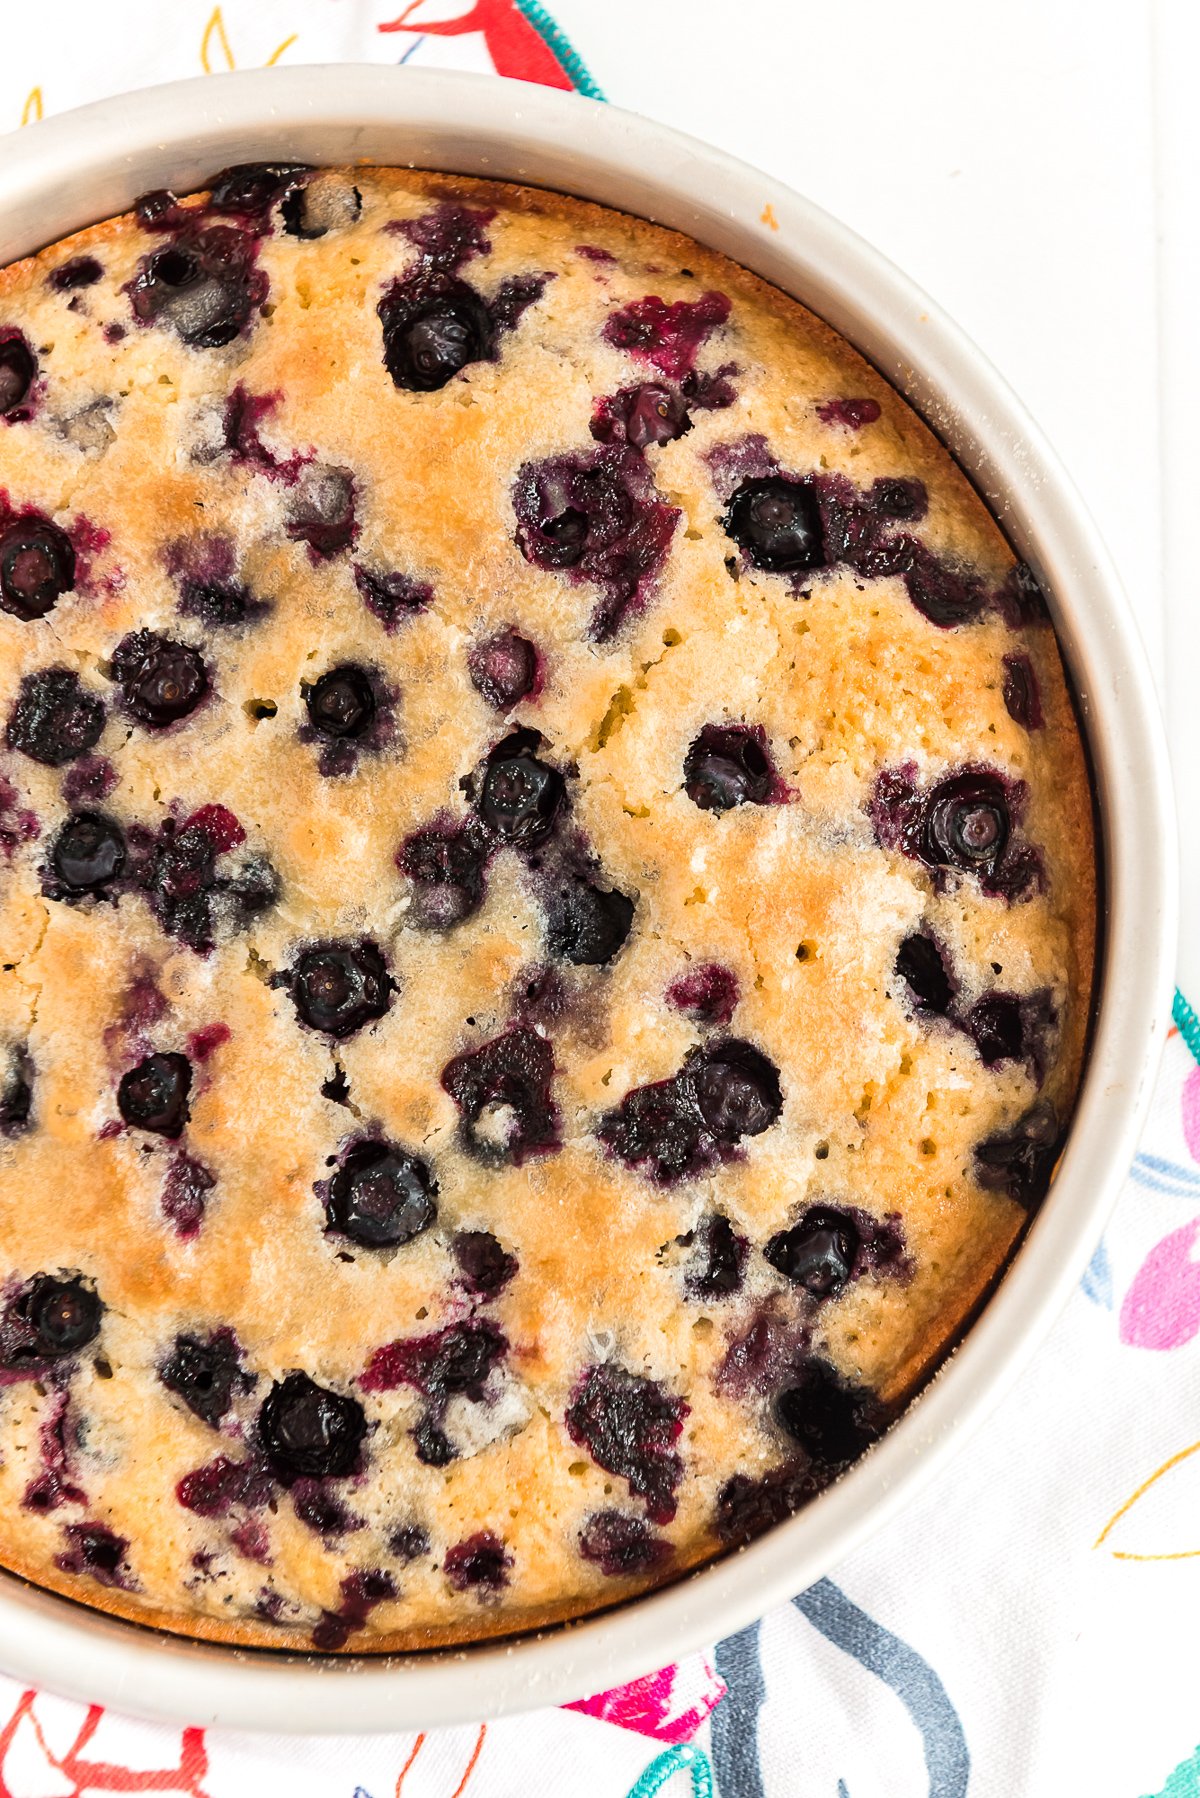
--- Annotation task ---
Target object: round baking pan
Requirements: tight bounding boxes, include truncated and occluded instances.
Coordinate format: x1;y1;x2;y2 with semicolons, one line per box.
0;65;1177;1731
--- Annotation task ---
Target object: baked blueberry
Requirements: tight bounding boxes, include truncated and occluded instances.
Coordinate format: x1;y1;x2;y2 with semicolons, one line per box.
0;333;35;416
281;174;362;239
578;1510;672;1577
602;291;730;379
389;1523;431;1562
7;668;105;766
303;664;376;739
379;272;493;390
895;933;953;1016
324;1139;438;1248
258;1372;366;1482
48;256;103;292
962;994;1026;1067
0;1275;101;1372
1003;653;1043;729
50;811;125;894
683;724;774;812
868;477;928;521
285;465;356;559
398;817;490;930
117;1052;193;1138
468;631;538;711
724;476;824;572
714;1465;817;1543
765;1208;859;1299
160;1331;246;1426
288;941;393;1038
478;729;564;848
974;1100;1061;1208
924;772;1010;876
565;1364;688;1524
353;566;433;631
592;383;692;450
542;876;634;965
412;1415;457;1467
0;518;76;619
0;1046;33;1137
451;1230;518;1295
598;1075;706;1185
444;1530;512;1593
684;1213;748;1299
775;1357;885;1468
129;226;265;348
111;630;208;726
55;1523;130;1588
686;1039;783;1141
361;1318;508;1405
207;162;312;217
441;1026;560;1166
666;963;740;1027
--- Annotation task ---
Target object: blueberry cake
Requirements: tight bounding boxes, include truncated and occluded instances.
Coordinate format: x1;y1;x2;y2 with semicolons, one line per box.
0;164;1096;1651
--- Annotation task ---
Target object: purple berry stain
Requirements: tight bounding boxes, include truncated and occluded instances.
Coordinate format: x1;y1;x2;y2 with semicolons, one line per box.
603;292;731;380
512;445;679;640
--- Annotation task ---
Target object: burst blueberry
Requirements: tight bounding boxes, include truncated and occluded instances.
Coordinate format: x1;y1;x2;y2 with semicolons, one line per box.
7;668;105;766
765;1208;859;1299
477;729;564;848
303;664;376;740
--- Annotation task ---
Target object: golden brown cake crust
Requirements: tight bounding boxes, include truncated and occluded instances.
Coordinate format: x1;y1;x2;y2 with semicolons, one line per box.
0;167;1095;1652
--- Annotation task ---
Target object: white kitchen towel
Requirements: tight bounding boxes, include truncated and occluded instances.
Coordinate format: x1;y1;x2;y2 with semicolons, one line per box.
0;4;1193;1794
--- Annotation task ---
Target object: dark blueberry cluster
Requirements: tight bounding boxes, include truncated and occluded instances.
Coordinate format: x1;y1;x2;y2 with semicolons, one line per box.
870;765;1043;902
130;805;279;954
512;446;680;640
565;1364;688;1523
599;1039;783;1185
